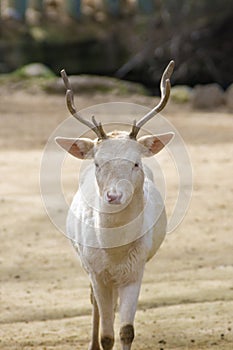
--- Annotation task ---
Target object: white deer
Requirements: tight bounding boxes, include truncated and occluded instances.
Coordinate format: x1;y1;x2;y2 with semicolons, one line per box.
56;61;175;350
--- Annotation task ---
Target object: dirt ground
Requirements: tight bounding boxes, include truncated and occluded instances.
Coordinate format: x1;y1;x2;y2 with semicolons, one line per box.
0;87;233;350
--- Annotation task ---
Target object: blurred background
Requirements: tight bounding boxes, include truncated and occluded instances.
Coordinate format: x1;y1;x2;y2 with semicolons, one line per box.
0;0;232;92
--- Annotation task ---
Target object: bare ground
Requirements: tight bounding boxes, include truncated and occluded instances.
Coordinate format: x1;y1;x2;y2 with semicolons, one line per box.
0;89;233;349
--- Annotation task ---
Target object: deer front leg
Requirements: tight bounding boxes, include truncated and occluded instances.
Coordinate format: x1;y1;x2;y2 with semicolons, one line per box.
91;278;115;350
118;272;144;350
89;285;101;350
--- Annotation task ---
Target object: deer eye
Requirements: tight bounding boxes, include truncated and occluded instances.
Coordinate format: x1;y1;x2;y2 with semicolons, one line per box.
134;162;139;168
95;162;99;168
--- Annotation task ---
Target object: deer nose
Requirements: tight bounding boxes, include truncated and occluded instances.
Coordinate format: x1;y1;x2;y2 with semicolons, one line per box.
106;191;123;204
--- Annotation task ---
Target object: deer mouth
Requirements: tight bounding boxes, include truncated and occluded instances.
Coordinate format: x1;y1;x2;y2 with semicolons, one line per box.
105;190;123;205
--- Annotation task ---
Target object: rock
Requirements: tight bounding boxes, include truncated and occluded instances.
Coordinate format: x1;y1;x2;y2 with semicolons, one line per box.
45;75;148;95
225;83;233;111
192;83;225;109
12;63;55;78
171;85;193;103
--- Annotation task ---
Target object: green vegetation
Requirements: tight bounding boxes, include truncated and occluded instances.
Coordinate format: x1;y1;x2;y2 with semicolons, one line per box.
0;64;148;96
11;63;55;79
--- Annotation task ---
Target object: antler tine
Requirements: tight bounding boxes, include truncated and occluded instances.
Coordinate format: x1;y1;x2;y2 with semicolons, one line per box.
92;115;108;140
61;69;107;140
91;116;108;139
129;60;175;139
61;69;72;90
130;120;140;139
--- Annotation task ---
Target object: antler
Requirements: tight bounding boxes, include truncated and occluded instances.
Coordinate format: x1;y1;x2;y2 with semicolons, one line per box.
60;69;108;140
129;60;175;139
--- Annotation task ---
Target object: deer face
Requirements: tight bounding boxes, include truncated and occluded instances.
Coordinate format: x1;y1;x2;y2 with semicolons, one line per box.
94;135;144;205
56;131;173;206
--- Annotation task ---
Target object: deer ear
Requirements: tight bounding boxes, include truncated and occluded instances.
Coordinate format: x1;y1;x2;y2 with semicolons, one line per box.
55;137;95;159
138;132;174;157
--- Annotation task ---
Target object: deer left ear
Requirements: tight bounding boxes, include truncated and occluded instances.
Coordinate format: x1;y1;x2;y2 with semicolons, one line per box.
55;137;95;159
138;132;174;157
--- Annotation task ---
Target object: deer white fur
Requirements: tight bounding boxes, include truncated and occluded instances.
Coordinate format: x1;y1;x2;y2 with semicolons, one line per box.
56;61;175;350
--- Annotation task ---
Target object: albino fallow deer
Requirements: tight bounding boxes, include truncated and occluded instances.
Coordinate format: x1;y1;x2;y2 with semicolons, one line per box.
56;60;175;350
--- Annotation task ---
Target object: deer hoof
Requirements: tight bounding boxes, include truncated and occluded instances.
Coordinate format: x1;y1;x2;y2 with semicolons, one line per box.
120;324;134;345
101;336;114;350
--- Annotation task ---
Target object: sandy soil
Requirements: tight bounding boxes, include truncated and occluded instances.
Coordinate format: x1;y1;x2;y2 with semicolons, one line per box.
0;88;233;350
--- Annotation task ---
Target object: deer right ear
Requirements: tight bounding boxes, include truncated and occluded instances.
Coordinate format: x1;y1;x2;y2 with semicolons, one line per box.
55;137;95;159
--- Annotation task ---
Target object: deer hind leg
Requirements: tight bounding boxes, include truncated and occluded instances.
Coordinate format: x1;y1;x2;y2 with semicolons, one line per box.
88;285;101;350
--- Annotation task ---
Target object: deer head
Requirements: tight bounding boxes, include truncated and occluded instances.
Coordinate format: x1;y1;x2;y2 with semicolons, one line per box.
56;61;175;206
